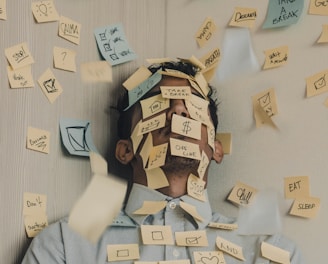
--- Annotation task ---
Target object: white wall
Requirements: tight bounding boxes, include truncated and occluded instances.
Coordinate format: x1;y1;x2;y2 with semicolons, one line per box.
1;0;326;263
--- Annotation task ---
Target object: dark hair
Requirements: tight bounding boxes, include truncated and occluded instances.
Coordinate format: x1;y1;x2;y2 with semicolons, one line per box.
116;60;219;139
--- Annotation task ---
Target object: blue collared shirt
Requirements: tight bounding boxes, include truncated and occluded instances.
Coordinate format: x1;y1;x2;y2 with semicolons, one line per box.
22;184;304;264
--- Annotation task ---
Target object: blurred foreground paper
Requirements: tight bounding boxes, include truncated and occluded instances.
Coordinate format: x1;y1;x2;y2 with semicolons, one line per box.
216;28;259;83
68;171;127;243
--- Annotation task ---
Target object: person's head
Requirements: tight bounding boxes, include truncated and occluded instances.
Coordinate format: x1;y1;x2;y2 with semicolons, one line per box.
115;59;223;196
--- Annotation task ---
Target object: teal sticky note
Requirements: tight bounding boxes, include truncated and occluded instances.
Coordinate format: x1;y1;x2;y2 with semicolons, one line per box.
94;23;137;66
262;0;304;29
59;118;98;156
125;71;162;110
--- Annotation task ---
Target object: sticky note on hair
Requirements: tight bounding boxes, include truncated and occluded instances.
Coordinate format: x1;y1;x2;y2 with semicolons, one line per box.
123;66;152;90
284;176;310;199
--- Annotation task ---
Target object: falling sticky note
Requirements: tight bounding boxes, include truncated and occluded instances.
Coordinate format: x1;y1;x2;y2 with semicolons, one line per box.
58;16;81;45
289;196;321;218
216;236;245;261
7;65;34;89
90;152;108;176
0;0;7;20
200;47;221;70
306;69;328;97
141;225;174;245
227;181;258;206
262;0;304;29
309;0;328;15
170;138;201;161
31;1;59;23
53;46;77;72
94;23;137;66
229;7;257;28
107;244;139;262
26;126;50;154
195;17;217;48
59;118;98;157
261;241;291;264
284;176;310;199
175;230;208;247
171;114;202;140
37;68;63;103
263;45;289;70
5;42;34;70
80;61;113;83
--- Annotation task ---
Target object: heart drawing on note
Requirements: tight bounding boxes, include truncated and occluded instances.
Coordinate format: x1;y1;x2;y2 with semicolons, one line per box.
200;256;220;264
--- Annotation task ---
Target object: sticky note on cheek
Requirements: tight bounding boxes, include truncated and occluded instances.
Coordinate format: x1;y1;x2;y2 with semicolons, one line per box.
170;138;201;160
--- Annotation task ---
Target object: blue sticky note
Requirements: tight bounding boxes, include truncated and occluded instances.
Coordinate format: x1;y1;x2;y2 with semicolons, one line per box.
59;118;98;156
125;71;162;110
262;0;304;29
94;23;137;66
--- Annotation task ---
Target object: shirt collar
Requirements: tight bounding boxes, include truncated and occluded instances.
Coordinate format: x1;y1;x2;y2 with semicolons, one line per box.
125;183;213;229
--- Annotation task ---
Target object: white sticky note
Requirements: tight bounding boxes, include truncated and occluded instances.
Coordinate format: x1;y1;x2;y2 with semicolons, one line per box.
141;225;174;245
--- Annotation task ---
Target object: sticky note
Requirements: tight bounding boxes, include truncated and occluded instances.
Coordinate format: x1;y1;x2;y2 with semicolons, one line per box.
23;192;47;215
179;55;206;70
24;213;48;238
138;113;166;136
7;65;34;88
160;86;191;99
208;222;238;230
171;114;202;140
170;138;201;161
133;201;167;215
306;69;328;97
194;72;210;97
227;181;258;206
309;0;328;15
140;94;169;120
58;16;81;45
159;69;191;80
262;0;304;29
200;47;221;70
325;97;328;107
317;25;328;43
31;1;59;23
193;251;226;264
261;242;291;264
131;121;143;154
107;244;139;261
141;225;174;245
147;143;168;170
216;133;232;154
0;0;7;20
175;230;208;247
68;174;127;243
229;7;257;28
5;42;34;70
123;66;152;91
180;201;204;222
289;196;320;218
187;173;206;202
94;23;137;66
159;260;190;264
185;94;211;126
207;124;215;151
59;118;98;156
53;46;76;72
195;17;217;48
197;151;209;180
37;68;63;103
26;126;50;154
263;46;289;70
216;236;245;261
139;133;153;169
146;167;169;189
284;176;310;199
80;61;112;83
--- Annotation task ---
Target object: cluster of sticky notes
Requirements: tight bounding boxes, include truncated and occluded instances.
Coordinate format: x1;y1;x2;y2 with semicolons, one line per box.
285;176;321;218
23;192;48;238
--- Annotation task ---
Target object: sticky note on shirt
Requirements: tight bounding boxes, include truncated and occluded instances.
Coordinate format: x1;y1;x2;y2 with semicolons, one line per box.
133;201;167;215
7;65;34;89
289;196;320;218
37;68;63;103
58;16;81;45
141;225;174;245
26;126;50;154
263;46;289;70
261;241;291;264
175;230;208;247
107;244;139;262
31;1;59;23
53;46;77;72
284;176;310;199
229;7;257;28
216;236;245;261
123;66;152;91
5;42;34;70
195;17;217;48
227;181;258;206
193;251;226;264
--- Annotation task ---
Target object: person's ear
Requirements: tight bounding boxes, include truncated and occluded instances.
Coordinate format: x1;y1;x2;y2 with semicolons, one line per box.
212;140;224;164
115;139;134;165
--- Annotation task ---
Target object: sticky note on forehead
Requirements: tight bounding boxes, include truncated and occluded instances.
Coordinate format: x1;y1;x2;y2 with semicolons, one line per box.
160;86;191;99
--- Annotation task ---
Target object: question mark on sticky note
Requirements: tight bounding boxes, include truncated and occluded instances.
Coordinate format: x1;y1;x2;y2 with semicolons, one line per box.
61;51;67;63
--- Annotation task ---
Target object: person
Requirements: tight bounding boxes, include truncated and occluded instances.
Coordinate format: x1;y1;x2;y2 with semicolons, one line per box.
22;59;303;263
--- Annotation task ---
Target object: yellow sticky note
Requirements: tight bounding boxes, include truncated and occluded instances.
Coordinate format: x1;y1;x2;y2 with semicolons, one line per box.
289;196;320;218
216;236;245;261
160;86;191;99
175;230;208;247
208;222;238;230
187;173;206;202
194;72;210;97
172;114;202;140
141;225;174;245
147;143;168;170
53;46;76;72
229;7;257;28
138;113;166;136
80;61;112;83
133;201;167;215
131;121;143;154
139;133;153;168
26;126;50;154
23;192;47;215
306;69;328;97
140;94;169;120
24;213;48;238
107;244;139;262
195;17;217;48
7;65;34;88
284;176;310;199
197;151;209;180
123;66;152;91
325;97;328;107
58;16;81;45
185;94;211;126
193;251;226;264
216;133;232;154
309;0;328;15
146;167;169;189
317;25;328;43
200;47;221;70
170;138;201;161
261;242;291;264
207;124;215;151
263;46;288;70
31;1;59;23
38;68;63;103
5;42;34;70
227;181;258;206
0;0;7;20
180;201;204;222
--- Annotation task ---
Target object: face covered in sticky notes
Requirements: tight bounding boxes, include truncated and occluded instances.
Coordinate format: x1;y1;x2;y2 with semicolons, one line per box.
115;74;223;196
